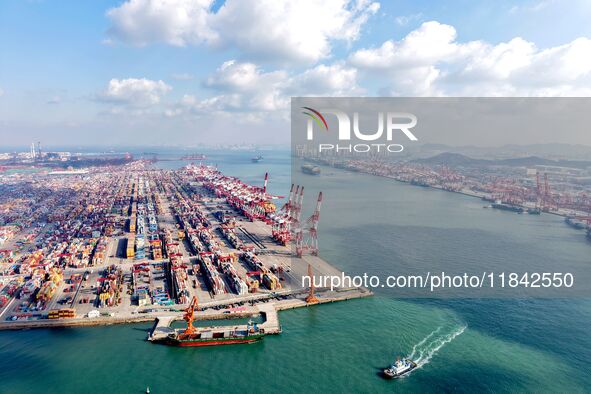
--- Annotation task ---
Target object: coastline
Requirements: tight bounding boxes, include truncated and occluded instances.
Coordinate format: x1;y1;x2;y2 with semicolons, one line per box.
0;286;372;331
317;162;578;219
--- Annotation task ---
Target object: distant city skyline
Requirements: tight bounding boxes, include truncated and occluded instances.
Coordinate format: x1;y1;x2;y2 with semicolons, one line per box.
3;0;591;146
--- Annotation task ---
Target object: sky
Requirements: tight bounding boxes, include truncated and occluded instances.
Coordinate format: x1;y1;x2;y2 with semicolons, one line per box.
1;0;591;148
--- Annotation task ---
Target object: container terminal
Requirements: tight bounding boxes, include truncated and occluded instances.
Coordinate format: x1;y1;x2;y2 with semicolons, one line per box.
298;151;591;240
0;161;371;337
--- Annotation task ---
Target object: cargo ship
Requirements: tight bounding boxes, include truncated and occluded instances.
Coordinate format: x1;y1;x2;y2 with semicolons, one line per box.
491;201;524;214
180;154;207;161
157;296;264;347
565;216;586;230
410;179;430;187
301;164;321;175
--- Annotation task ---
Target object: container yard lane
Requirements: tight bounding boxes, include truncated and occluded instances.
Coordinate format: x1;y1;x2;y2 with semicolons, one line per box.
0;161;371;332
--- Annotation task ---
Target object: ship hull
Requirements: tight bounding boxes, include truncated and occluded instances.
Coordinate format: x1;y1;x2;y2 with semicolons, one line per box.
165;334;264;347
565;218;586;230
491;203;524;213
382;366;416;379
174;337;262;347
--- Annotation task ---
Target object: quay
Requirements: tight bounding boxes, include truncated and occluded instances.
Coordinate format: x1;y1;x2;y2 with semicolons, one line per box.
148;303;282;342
147;287;371;341
0;286;371;331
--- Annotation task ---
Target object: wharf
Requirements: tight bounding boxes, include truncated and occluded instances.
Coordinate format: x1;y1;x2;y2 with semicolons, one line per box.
148;303;281;342
376;174;578;219
147;287;370;341
0;286;371;332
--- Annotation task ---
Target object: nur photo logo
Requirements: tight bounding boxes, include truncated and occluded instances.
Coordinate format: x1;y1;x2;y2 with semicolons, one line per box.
302;106;419;153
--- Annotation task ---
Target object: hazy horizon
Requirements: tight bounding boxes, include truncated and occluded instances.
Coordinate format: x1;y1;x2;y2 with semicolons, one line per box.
3;141;591;154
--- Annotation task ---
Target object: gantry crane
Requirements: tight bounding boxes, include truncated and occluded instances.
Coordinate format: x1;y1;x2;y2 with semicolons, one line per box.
272;184;297;245
180;296;199;338
296;192;323;257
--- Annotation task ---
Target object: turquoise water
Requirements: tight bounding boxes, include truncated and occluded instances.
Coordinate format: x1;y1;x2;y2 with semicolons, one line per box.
1;150;590;393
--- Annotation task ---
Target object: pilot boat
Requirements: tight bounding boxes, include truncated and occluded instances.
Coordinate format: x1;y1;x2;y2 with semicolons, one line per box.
383;358;417;379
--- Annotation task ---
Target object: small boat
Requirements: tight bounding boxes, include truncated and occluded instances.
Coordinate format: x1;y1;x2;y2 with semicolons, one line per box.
383;358;417;379
301;164;320;175
251;155;263;163
146;387;150;393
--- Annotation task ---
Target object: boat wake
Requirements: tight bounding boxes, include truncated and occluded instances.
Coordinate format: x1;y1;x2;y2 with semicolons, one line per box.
407;327;441;360
404;324;467;374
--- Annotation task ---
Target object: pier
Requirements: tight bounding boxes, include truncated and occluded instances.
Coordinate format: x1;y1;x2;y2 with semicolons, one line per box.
148;302;282;342
147;287;370;342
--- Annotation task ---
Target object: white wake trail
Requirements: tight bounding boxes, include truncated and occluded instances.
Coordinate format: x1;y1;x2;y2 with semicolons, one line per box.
407;326;442;360
415;325;467;368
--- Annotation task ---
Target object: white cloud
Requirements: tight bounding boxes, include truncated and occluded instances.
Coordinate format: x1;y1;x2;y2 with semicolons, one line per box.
349;21;458;95
288;63;361;96
350;21;459;70
167;60;360;116
99;78;172;107
203;60;289;111
210;0;380;63
205;60;287;92
164;94;274;127
106;0;379;64
106;0;217;47
350;21;591;96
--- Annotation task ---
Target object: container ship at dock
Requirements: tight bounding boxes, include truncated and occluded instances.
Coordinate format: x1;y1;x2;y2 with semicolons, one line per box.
491;201;524;213
152;296;264;347
167;325;264;347
565;216;587;230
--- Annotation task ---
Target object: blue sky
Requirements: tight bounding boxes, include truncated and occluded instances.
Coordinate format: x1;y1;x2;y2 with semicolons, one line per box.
1;0;591;147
